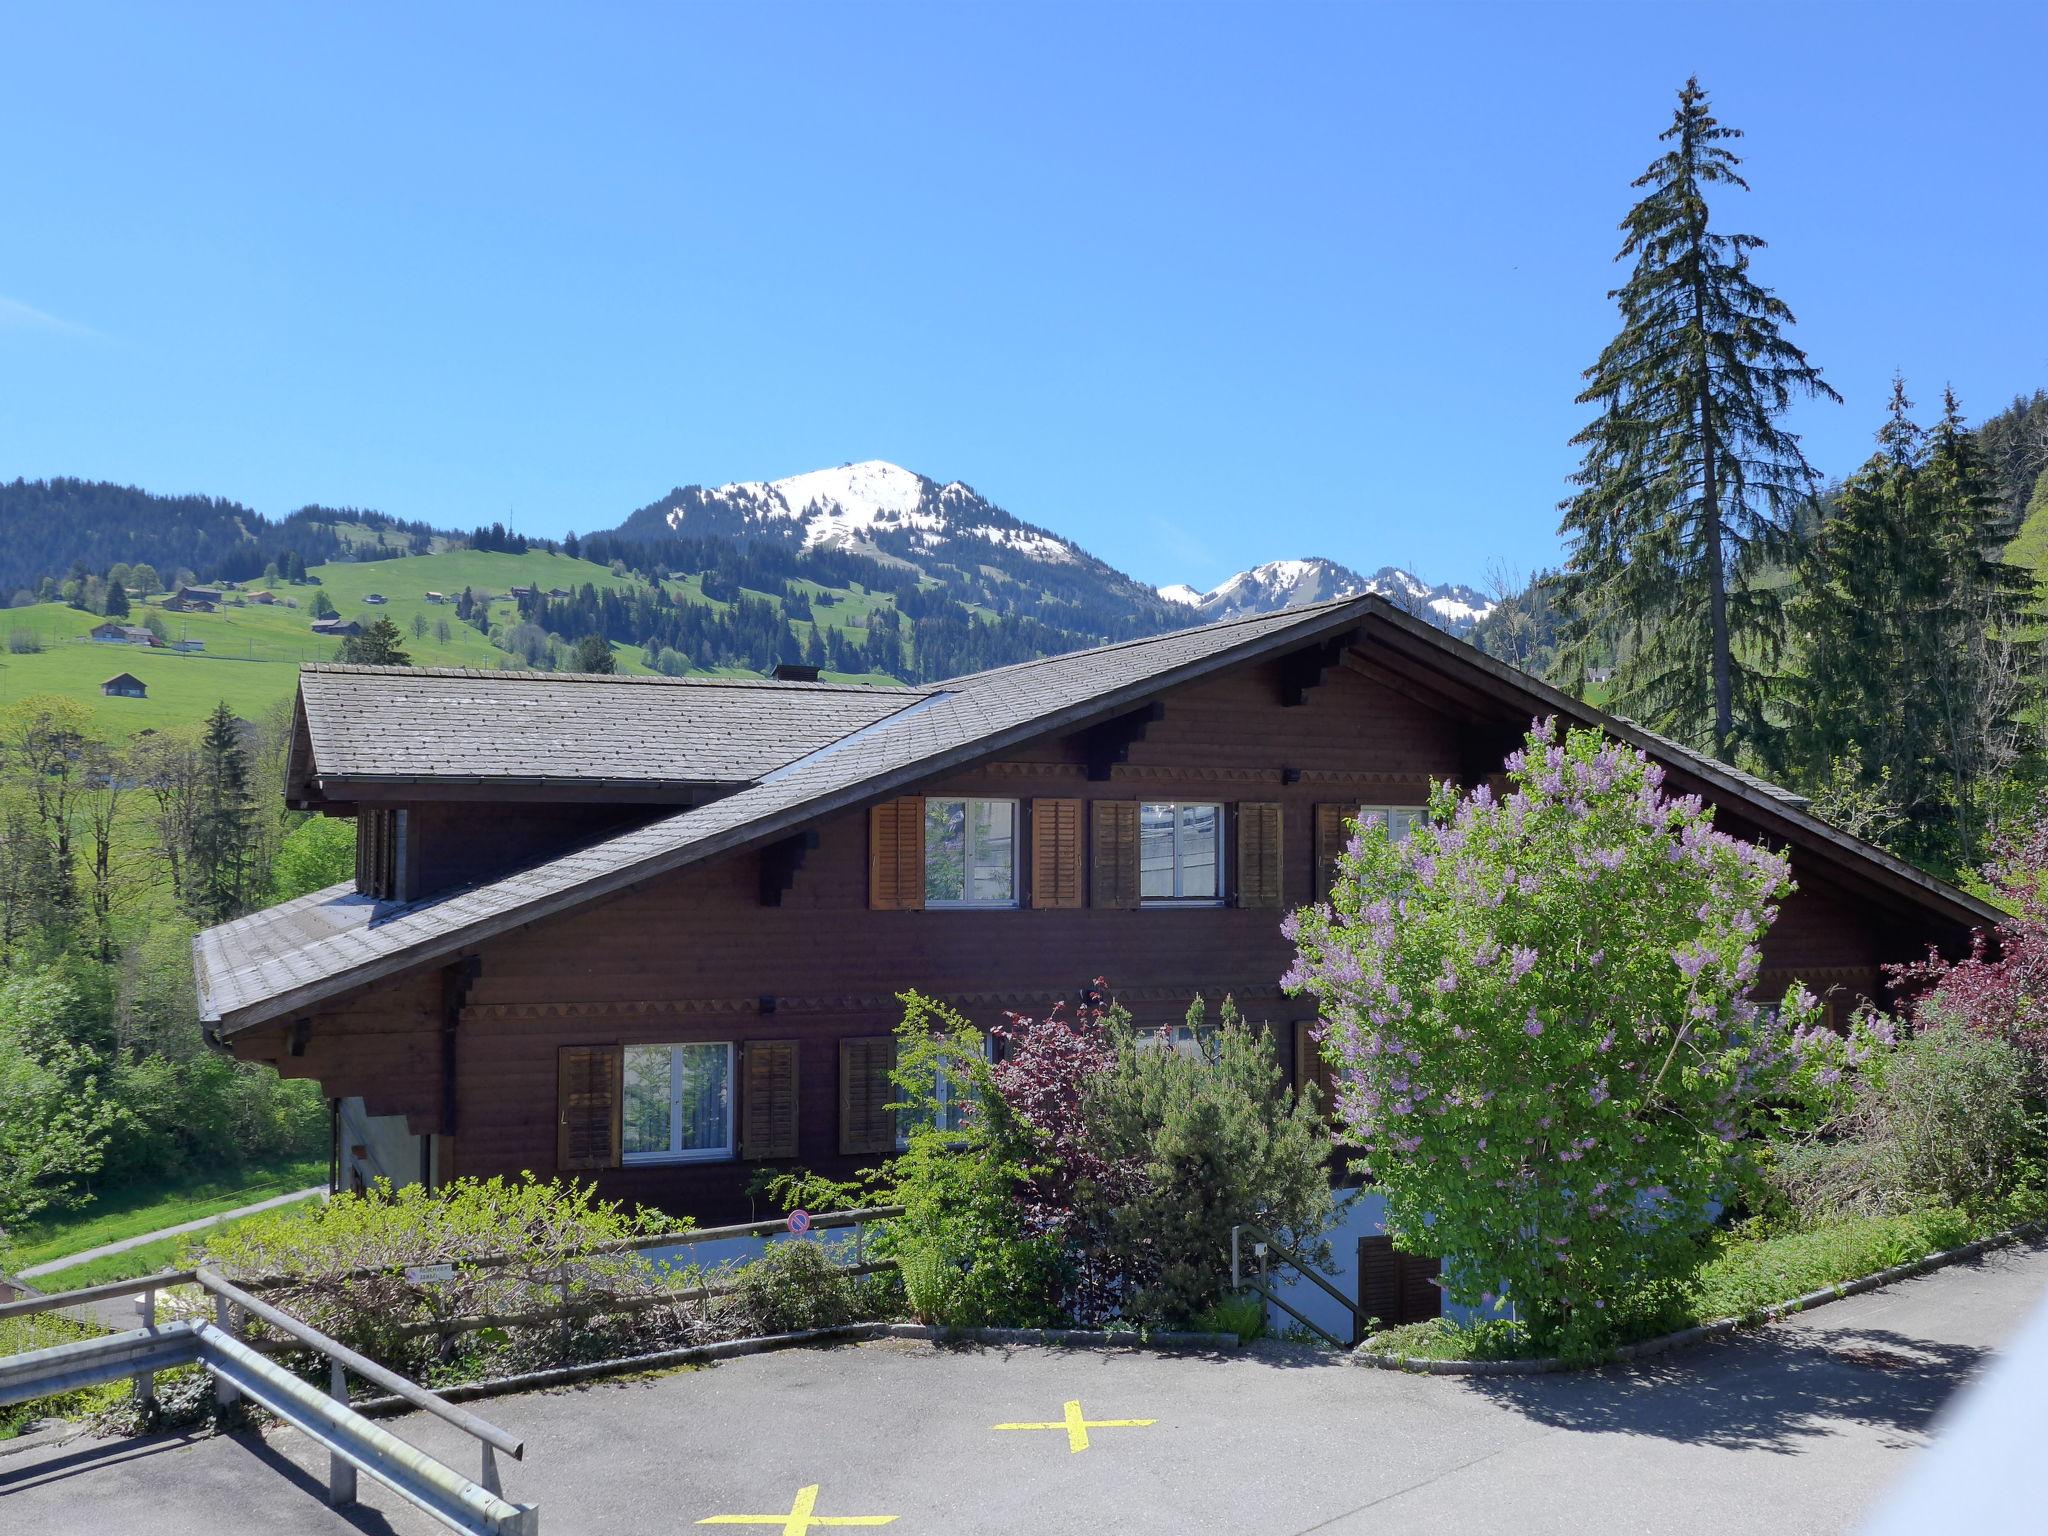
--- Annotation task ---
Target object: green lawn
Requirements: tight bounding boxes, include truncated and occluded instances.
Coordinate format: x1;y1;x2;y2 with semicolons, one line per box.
6;1156;327;1271
0;546;920;735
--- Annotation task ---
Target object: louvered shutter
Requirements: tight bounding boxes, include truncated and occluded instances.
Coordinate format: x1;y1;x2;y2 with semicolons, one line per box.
1293;1019;1335;1121
1314;803;1360;902
1030;798;1084;909
1235;802;1284;909
1397;1252;1443;1323
1090;800;1140;909
868;797;926;910
741;1039;800;1160
838;1036;897;1155
557;1044;622;1171
1357;1235;1399;1332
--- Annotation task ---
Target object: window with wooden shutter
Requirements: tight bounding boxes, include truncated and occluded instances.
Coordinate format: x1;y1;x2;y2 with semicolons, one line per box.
1293;1019;1336;1122
868;797;926;910
1314;803;1360;902
1090;800;1140;909
557;1043;622;1172
1030;798;1084;909
1235;802;1283;909
838;1036;896;1155
740;1039;800;1160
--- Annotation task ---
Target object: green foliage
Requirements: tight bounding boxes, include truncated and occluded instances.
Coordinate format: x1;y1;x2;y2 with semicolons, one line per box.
1286;721;1853;1353
0;968;121;1241
1084;999;1333;1327
270;814;356;901
1558;76;1838;760
570;632;617;673
1769;1023;2039;1223
729;1237;876;1336
337;616;413;667
309;588;338;619
874;993;1063;1328
187;701;254;924
205;1175;685;1375
1190;1289;1267;1343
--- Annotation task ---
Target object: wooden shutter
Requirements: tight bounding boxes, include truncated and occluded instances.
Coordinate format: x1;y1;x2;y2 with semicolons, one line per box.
741;1039;800;1160
1293;1019;1335;1120
1090;800;1140;909
1357;1235;1443;1329
838;1036;896;1155
1235;802;1284;909
1314;803;1360;902
1030;798;1084;909
556;1044;621;1172
868;797;926;910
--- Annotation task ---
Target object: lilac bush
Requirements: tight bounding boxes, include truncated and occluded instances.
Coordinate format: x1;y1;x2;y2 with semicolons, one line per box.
1284;719;1863;1351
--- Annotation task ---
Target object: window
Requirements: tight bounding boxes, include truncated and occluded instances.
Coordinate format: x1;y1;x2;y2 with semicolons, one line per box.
896;1034;993;1149
1140;802;1222;903
924;798;1018;906
1361;805;1427;841
621;1042;734;1163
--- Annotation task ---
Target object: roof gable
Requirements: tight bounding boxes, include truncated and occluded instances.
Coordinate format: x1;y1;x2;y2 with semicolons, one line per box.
196;597;2004;1032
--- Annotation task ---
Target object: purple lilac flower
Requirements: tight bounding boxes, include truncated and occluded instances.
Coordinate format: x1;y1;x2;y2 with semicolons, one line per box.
1510;946;1538;980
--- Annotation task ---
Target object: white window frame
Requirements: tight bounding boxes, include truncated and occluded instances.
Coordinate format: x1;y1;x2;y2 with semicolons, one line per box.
621;1041;736;1165
1357;805;1428;841
896;1033;995;1150
923;796;1020;909
1139;801;1225;907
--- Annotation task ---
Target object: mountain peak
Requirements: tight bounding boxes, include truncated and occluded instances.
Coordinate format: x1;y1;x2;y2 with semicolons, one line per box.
1163;556;1494;635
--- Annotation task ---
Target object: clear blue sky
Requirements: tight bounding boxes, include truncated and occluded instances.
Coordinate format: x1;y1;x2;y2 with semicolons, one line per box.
4;1;2043;594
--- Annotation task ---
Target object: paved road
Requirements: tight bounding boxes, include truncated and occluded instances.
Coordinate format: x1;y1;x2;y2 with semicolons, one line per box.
6;1237;2045;1536
17;1187;325;1280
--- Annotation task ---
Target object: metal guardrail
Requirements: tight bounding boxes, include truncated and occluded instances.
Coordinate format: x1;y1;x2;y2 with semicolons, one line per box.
0;1268;536;1534
1231;1222;1365;1348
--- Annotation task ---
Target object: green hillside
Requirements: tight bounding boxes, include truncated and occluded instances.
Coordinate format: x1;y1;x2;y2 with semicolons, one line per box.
1;547;905;737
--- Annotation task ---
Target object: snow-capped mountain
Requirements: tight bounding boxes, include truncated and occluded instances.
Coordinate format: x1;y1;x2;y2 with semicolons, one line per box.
610;461;1489;642
1159;557;1494;636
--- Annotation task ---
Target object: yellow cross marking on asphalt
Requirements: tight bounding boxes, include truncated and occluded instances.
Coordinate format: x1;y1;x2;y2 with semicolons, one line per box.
992;1398;1157;1453
697;1483;897;1533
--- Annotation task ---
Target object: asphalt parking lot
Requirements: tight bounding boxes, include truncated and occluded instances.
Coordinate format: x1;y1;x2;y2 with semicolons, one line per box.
6;1237;2045;1536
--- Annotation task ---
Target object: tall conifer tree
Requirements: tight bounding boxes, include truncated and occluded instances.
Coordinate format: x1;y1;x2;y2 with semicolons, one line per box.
1560;77;1839;759
189;701;253;924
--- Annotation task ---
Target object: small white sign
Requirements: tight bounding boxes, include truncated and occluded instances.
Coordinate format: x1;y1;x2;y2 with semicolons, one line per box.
405;1263;457;1284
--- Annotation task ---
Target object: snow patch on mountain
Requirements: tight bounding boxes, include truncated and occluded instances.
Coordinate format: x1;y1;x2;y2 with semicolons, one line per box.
1165;557;1495;635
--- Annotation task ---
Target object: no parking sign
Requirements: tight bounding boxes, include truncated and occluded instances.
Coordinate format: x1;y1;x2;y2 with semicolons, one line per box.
787;1208;812;1237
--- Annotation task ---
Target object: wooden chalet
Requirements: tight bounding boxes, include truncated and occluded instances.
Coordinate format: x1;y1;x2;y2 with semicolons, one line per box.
165;585;222;612
101;672;147;698
194;597;2000;1216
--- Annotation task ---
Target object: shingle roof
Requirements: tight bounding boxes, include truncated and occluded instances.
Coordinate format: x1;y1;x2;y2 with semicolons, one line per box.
197;596;2007;1033
295;665;926;789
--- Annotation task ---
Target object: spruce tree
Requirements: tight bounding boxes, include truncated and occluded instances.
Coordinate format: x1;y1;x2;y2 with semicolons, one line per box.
338;617;412;666
103;579;129;618
189;702;253;924
571;632;616;673
1560;77;1839;760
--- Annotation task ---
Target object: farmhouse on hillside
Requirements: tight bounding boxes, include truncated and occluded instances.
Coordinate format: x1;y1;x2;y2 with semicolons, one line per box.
193;596;2001;1218
101;672;147;698
165;585;222;612
91;622;162;646
310;618;363;637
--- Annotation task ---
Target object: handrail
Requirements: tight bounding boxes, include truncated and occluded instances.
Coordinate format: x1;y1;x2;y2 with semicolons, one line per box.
0;1268;198;1321
1232;1222;1365;1347
195;1269;524;1460
1237;1223;1362;1327
1244;1277;1345;1350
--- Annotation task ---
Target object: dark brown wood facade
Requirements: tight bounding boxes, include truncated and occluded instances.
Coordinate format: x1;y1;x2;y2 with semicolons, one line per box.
231;648;1979;1224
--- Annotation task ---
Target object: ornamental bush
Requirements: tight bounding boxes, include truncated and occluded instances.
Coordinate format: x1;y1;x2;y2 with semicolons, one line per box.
1283;719;1849;1353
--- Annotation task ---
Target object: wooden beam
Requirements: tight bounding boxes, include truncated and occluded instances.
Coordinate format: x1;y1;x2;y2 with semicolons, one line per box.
1082;702;1165;781
758;830;821;906
1278;636;1353;707
1341;644;1508;720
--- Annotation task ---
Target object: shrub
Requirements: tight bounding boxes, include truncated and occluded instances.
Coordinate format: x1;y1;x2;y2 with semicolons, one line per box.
874;994;1063;1328
1285;719;1851;1354
1191;1289;1267;1342
205;1175;685;1376
1857;1023;2036;1211
1082;998;1332;1328
6;629;41;654
729;1238;868;1336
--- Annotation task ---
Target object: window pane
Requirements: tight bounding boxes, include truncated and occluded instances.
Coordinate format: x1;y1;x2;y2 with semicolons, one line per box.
969;801;1015;903
675;1043;730;1154
1140;803;1176;898
1178;804;1219;898
622;1045;672;1157
924;799;966;903
1388;808;1423;841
